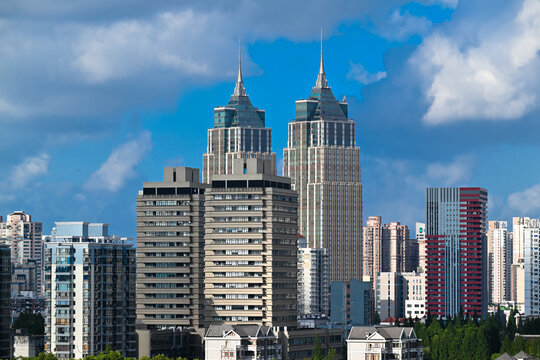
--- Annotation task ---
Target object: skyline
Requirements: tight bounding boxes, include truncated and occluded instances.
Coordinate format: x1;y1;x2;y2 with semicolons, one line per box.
2;1;540;238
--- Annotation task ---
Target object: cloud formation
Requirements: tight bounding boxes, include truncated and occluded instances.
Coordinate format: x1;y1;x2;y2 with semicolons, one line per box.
347;63;387;85
508;182;540;214
84;132;152;192
412;0;540;124
10;153;51;189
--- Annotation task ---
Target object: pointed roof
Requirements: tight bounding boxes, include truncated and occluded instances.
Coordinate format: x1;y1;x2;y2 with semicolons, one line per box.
234;39;246;96
315;28;328;89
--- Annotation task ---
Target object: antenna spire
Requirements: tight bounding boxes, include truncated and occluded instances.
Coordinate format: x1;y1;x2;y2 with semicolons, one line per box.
234;38;246;96
316;27;328;88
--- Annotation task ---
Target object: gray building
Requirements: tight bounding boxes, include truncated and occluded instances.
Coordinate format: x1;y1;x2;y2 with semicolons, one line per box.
0;244;11;359
204;158;298;329
44;222;136;358
331;278;374;329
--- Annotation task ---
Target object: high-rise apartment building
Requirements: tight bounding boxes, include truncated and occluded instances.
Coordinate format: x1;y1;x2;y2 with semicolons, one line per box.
416;223;426;273
487;221;512;304
202;49;276;184
136;167;207;331
44;222;136;359
511;217;540;316
362;216;383;286
283;40;362;282
297;236;330;317
425;187;488;317
402;238;419;273
0;211;43;294
384;222;409;273
377;272;404;321
402;272;426;319
204;158;298;329
330;278;374;328
0;244;11;359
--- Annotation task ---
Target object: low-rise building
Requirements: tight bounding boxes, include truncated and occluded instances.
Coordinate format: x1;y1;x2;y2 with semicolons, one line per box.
347;326;423;360
204;324;281;360
280;328;343;360
13;330;44;357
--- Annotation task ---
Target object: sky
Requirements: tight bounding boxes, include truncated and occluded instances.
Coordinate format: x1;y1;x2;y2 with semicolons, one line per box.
1;0;540;238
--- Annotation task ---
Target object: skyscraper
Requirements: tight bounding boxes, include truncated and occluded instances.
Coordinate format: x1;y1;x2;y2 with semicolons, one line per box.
136;167;207;331
425;187;488;317
362;216;383;285
44;222;136;359
0;211;43;294
204;158;298;329
416;223;426;273
202;47;276;183
487;221;512;305
297;236;330;317
0;244;11;359
283;37;362;282
384;222;409;273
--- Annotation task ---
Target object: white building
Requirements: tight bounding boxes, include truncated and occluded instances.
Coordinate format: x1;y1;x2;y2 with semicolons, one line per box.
44;222;136;359
511;217;540;316
204;324;281;360
297;236;330;317
347;326;423;360
488;221;512;304
402;272;426;319
416;223;426;273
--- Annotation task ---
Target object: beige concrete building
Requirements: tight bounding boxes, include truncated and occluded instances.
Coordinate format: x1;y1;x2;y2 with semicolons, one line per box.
402;272;426;319
377;272;403;321
136;167;207;331
202;49;275;184
0;211;43;294
363;216;383;291
384;222;409;273
488;221;512;304
283;42;362;282
205;158;298;329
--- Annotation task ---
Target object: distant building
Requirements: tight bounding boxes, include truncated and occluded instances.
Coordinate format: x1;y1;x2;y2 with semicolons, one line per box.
488;221;512;304
331;278;374;329
377;272;404;321
13;330;44;357
425;187;488;317
202;48;276;183
0;211;43;295
204;158;298;328
0;244;11;359
297;235;330;317
204;324;281;360
283;39;363;282
403;238;419;273
280;328;343;360
44;222;136;359
347;326;423;360
511;217;540;316
416;223;426;273
402;272;426;319
363;216;383;299
384;222;409;273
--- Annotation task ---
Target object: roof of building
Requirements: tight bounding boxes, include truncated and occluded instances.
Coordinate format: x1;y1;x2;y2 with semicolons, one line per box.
495;352;539;360
205;324;273;338
348;326;416;341
496;354;518;360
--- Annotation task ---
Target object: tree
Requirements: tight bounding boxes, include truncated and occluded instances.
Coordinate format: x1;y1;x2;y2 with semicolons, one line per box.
313;335;323;360
12;312;45;335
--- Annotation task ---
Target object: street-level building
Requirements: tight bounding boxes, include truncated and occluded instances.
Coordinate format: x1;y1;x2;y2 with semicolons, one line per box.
204;158;298;329
204;324;281;360
283;39;362;282
347;326;423;360
44;222;136;359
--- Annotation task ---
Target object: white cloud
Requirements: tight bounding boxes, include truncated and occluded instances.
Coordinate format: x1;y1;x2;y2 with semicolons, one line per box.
508;183;540;214
405;155;475;189
84;132;152;192
412;0;540;124
347;63;387;85
10;153;51;189
378;10;432;41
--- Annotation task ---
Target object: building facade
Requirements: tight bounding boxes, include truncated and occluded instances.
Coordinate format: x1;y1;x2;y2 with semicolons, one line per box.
330;278;374;328
202;49;276;183
511;218;540;316
377;272;404;321
363;216;383;293
416;223;426;273
44;222;136;359
204;324;281;360
283;42;362;282
0;244;11;359
425;187;488;317
488;221;512;305
136;167;207;331
402;272;426;319
347;326;423;360
0;211;43;294
384;222;409;273
204;158;298;328
297;236;330;317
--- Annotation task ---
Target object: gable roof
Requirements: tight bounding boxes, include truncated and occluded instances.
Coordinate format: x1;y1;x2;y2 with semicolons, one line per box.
348;326;416;341
205;324;274;338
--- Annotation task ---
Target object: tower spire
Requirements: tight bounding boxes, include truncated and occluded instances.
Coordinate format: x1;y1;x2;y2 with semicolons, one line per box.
316;27;328;88
234;39;246;96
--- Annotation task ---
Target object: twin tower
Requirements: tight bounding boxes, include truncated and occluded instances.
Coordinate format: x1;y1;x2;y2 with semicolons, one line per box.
202;41;363;282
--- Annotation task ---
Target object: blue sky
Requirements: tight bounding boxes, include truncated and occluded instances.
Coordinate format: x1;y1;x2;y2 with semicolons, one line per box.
1;0;540;238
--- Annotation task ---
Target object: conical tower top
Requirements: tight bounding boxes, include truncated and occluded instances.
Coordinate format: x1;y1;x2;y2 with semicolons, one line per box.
234;39;246;96
316;27;328;88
